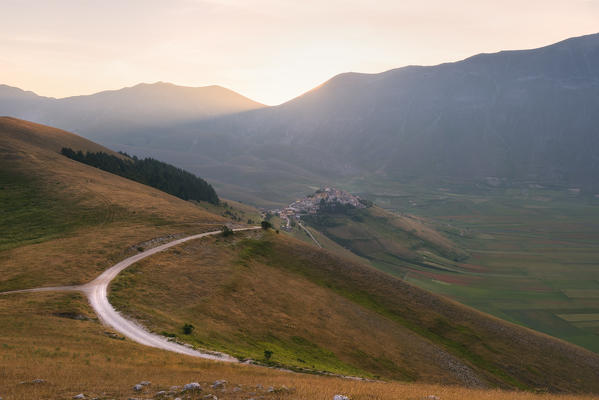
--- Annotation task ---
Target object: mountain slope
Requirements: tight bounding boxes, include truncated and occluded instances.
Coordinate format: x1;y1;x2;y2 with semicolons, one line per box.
86;32;599;204
264;32;599;186
0;116;227;288
0;82;264;141
300;205;468;275
109;230;599;392
4;34;599;205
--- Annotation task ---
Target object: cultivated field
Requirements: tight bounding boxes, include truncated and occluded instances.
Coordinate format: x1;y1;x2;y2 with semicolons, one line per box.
344;177;599;353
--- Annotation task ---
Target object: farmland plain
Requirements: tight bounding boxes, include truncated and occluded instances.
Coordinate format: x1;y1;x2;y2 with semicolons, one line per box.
340;178;599;353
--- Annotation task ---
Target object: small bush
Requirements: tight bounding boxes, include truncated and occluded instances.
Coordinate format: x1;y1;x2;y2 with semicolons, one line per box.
261;220;272;230
182;323;194;335
221;225;234;237
264;349;273;360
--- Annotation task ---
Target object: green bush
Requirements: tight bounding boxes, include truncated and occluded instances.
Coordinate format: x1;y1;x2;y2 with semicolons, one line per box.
264;349;273;360
261;220;272;230
182;323;194;335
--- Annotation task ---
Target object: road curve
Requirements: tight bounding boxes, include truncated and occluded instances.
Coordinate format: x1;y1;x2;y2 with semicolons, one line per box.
81;227;259;361
2;227;259;362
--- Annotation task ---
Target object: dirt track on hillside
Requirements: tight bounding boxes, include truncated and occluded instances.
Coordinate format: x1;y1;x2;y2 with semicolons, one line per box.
1;227;259;361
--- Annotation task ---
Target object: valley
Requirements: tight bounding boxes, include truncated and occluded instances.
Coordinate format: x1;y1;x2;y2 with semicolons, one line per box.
360;181;599;353
2;118;599;399
2;25;599;400
270;182;599;354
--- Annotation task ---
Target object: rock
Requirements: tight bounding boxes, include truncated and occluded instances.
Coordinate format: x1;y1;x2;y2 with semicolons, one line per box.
333;395;350;400
266;386;274;393
232;387;242;392
212;379;227;389
183;382;202;391
73;395;85;399
203;395;218;400
424;396;440;400
140;381;151;386
19;379;46;385
154;390;167;397
133;384;144;391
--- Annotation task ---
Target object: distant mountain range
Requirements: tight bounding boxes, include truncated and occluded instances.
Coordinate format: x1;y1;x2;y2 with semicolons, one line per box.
0;82;264;138
2;33;599;203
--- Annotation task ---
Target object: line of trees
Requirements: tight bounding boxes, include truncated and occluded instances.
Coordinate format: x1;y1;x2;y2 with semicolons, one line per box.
61;148;219;204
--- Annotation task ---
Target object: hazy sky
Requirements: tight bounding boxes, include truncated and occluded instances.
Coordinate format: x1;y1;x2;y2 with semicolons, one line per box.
2;0;598;105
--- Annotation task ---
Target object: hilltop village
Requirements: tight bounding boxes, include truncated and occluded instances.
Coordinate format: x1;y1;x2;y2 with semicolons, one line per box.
271;187;366;230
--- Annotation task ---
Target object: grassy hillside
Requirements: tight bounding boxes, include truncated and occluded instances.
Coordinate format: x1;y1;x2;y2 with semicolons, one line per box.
109;230;599;393
2;117;599;399
0;116;227;290
301;205;467;277
3;292;598;400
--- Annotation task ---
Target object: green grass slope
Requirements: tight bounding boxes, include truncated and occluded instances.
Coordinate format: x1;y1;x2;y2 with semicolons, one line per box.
0;116;228;290
109;230;599;393
342;177;599;353
301;205;467;277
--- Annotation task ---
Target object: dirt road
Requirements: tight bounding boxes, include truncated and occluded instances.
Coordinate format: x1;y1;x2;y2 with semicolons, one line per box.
1;227;259;361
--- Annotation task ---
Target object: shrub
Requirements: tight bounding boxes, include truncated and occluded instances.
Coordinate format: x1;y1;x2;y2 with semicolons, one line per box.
221;225;234;237
182;323;194;335
261;220;272;230
264;349;273;360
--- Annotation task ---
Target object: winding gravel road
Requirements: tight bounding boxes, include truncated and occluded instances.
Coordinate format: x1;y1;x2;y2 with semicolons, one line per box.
1;227;259;362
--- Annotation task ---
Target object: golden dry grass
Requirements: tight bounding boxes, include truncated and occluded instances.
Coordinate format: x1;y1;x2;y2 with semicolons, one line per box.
1;292;598;400
110;232;464;384
0;117;227;289
108;231;599;393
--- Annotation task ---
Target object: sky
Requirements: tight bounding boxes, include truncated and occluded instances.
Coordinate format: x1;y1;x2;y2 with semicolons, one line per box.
1;0;599;105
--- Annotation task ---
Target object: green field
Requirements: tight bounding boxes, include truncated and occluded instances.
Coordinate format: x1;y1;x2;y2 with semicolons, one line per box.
333;178;599;353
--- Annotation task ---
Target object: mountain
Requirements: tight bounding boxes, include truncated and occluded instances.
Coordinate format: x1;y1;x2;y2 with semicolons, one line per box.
3;117;599;395
0;82;264;141
212;33;599;194
4;34;598;204
68;33;597;204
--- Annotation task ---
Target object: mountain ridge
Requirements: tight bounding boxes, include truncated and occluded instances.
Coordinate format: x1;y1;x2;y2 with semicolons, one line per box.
2;32;599;205
0;81;265;141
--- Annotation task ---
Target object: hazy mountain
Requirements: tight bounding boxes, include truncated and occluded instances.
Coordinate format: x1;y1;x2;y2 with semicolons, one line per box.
169;32;599;199
0;82;264;139
2;33;599;204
